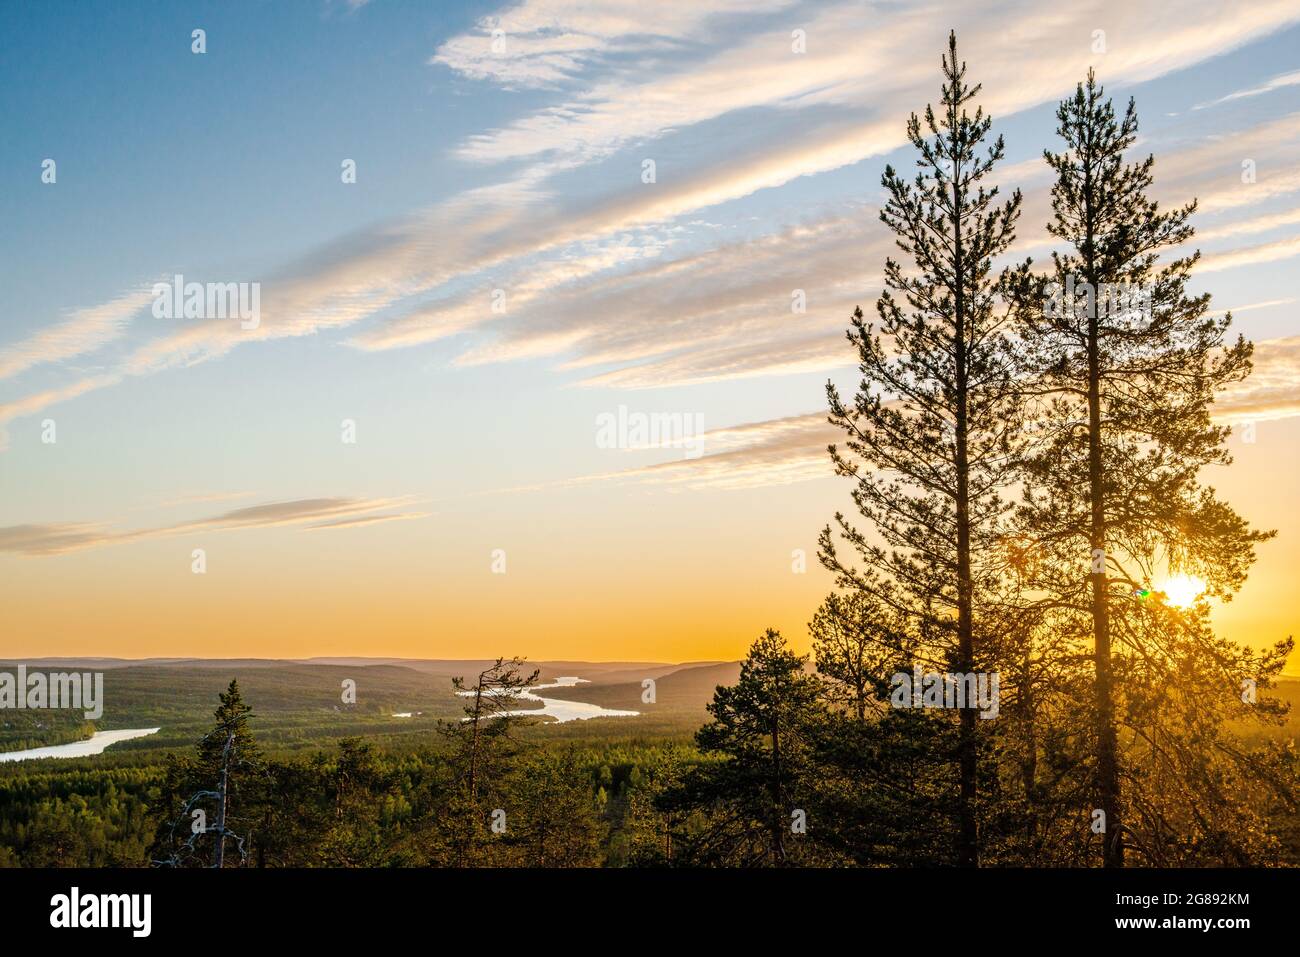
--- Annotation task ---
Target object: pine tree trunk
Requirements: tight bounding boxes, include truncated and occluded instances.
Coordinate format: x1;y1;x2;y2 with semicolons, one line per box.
1086;289;1124;868
469;685;482;803
212;732;233;869
953;164;979;869
1079;143;1124;865
770;720;787;865
1020;642;1039;848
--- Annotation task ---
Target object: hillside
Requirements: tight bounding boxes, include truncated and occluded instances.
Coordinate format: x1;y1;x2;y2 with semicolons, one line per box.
0;658;727;755
535;661;742;716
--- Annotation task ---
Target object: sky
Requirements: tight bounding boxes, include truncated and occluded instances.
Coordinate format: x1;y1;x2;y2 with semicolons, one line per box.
1;0;1298;666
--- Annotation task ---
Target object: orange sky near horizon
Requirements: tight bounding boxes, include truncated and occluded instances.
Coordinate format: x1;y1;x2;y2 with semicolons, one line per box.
4;416;1297;673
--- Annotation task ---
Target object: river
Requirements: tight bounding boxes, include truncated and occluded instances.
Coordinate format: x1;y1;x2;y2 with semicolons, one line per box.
0;728;161;763
457;676;639;723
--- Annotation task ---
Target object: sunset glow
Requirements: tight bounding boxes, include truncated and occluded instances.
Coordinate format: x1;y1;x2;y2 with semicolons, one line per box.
1158;574;1208;610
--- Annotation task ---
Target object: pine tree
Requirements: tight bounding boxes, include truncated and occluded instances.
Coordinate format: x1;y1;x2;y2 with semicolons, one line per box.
663;629;826;865
437;657;538;865
447;657;538;803
820;31;1026;867
151;679;264;867
197;679;262;773
1014;71;1273;866
810;590;913;721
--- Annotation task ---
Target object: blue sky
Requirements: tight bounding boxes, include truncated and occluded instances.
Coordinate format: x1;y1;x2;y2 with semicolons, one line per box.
1;0;1298;660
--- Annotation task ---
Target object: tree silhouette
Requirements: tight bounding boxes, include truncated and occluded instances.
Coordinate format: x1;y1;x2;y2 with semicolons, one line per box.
663;630;826;865
1012;72;1271;866
820;31;1027;866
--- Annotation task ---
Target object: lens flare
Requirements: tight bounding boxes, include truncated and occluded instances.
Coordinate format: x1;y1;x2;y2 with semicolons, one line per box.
1158;573;1207;609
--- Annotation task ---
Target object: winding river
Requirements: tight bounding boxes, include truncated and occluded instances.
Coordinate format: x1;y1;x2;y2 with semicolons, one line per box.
459;676;639;723
0;728;160;763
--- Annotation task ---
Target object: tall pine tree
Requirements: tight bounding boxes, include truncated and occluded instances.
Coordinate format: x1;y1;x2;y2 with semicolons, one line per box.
820;31;1025;867
151;679;264;867
1014;72;1270;866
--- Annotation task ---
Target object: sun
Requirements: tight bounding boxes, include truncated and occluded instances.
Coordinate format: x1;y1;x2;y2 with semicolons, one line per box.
1158;573;1207;609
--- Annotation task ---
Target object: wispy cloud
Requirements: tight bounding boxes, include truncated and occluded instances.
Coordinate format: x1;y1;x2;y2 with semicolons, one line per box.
1213;335;1300;424
445;0;1300;172
1208;297;1296;318
0;497;429;556
4;0;1300;436
528;331;1300;492
1194;69;1300;110
497;411;839;493
0;373;123;450
432;0;795;90
0;288;151;382
1198;234;1300;273
305;511;430;530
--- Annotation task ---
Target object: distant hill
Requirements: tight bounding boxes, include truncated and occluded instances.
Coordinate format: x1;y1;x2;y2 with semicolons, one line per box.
10;657;683;680
536;661;742;715
378;659;680;683
565;662;726;685
5;657;299;670
7;657;681;670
